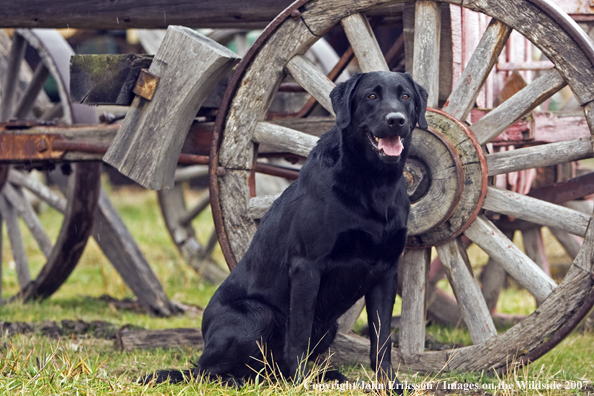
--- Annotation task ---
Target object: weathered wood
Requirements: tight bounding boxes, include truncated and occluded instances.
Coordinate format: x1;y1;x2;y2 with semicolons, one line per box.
470;68;567;145
249;193;281;220
549;227;581;260
426;287;463;327
104;26;240;190
407;128;462;235
483;186;589;237
157;187;228;284
70;54;153;106
437;239;497;343
272;117;335;138
253;122;319;159
218;170;257;266
0;194;30;290
8;170;67;213
2;183;53;258
406;111;485;248
219;17;316;170
285;55;335;115
0;0;295;29
337;298;365;333
93;190;174;316
0;33;27;121
522;227;551;276
480;257;507;313
341;13;389;73
442;20;511;120
464;215;557;304
412;1;441;108
466;0;594;106
70;54;229;109
399;248;430;354
116;328;203;351
174;165;209;183
13;63;50;119
485;138;594;176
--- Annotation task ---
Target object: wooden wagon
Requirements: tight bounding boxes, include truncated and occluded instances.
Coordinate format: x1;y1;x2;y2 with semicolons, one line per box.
1;0;594;374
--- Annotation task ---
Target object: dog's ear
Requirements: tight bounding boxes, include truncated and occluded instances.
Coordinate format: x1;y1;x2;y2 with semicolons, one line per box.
330;73;363;129
403;73;428;130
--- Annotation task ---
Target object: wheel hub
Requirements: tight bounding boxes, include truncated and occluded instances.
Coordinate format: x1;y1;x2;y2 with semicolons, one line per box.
406;109;488;248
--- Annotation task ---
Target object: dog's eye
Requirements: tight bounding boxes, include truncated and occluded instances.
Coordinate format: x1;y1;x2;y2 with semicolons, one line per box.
402;93;410;100
368;93;377;100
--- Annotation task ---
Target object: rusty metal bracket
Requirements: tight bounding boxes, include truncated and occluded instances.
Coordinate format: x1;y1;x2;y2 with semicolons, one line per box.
0;133;67;161
132;69;160;101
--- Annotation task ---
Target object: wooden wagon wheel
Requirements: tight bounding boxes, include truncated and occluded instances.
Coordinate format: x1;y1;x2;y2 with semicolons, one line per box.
0;29;101;302
210;0;594;372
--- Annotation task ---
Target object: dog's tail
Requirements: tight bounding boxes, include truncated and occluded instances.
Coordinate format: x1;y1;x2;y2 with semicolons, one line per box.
140;369;195;385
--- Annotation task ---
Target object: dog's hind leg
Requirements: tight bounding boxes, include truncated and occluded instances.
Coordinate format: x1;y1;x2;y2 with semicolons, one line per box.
199;298;278;381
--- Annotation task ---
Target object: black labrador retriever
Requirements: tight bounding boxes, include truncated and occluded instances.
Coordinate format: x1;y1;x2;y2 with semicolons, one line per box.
147;71;428;392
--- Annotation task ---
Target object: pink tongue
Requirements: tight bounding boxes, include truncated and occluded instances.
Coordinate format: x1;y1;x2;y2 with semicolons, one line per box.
378;135;403;156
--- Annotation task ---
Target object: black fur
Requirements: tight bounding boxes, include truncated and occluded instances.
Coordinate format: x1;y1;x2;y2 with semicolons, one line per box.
145;71;428;393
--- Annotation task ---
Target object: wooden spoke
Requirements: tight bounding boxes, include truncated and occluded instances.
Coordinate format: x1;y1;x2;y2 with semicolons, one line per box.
3;183;53;258
483;187;589;237
0;194;30;290
436;239;497;343
285;55;335;115
253;122;319;158
412;1;441;107
0;33;27;121
12;63;50;119
39;102;64;121
174;165;209;183
480;257;507;313
464;216;556;304
442;20;511;120
179;193;210;227
249;193;281;220
337;298;365;333
522;228;550;277
549;227;581;260
471;68;566;145
485;138;593;176
399;248;430;354
8;170;67;213
341;13;389;73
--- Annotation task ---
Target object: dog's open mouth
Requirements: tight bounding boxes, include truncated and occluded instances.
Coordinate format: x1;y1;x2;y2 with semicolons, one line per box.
367;130;404;157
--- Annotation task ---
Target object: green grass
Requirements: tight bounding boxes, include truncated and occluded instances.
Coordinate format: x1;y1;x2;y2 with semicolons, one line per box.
1;185;593;395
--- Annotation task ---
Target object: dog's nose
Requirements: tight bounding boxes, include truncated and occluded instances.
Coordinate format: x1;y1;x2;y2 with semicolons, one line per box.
386;112;407;127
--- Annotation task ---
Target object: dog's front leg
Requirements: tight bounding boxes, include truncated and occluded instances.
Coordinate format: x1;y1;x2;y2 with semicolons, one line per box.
365;267;398;385
286;259;321;382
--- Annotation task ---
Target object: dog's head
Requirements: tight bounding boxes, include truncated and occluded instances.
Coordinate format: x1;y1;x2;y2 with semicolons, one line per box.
330;71;428;165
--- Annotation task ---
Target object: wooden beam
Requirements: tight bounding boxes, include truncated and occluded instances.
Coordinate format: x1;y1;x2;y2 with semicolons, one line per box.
103;26;240;190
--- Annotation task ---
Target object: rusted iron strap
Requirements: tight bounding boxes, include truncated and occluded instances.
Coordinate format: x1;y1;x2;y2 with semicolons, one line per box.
0;133;66;161
528;172;594;204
